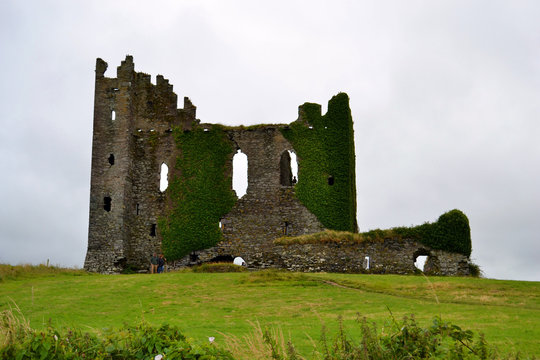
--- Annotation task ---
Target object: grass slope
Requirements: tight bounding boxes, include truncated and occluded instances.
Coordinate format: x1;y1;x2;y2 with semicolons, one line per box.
0;267;538;357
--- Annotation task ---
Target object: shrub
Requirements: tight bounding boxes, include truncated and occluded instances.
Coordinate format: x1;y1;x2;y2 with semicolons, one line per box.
0;308;234;360
468;262;483;277
191;262;247;273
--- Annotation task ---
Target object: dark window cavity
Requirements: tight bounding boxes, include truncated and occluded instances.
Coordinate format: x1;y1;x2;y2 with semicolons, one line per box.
283;221;292;235
103;197;112;212
280;151;293;186
328;175;334;186
150;224;157;237
108;154;115;165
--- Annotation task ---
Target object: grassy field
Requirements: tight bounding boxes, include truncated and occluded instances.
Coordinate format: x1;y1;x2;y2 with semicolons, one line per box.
0;265;539;358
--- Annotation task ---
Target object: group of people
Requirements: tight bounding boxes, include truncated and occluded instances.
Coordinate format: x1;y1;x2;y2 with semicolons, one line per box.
150;253;166;274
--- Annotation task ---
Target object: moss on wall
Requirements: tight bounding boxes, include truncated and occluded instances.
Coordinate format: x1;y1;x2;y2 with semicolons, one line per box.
281;93;357;232
158;126;237;260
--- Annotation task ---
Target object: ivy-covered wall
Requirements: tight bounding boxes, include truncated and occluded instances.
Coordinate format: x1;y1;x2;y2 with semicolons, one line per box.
158;126;237;260
361;209;472;256
281;92;357;232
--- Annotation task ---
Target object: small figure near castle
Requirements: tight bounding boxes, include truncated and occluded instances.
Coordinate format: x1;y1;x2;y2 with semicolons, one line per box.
150;253;158;274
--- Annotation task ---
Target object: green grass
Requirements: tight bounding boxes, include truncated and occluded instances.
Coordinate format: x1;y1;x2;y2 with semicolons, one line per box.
0;266;538;358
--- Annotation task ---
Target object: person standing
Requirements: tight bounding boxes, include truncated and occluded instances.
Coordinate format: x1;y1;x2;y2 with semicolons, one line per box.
150;253;158;274
157;254;166;273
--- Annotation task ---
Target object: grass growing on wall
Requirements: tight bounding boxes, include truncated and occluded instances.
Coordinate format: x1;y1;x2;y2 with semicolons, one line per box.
158;126;237;260
275;209;472;257
281;93;357;232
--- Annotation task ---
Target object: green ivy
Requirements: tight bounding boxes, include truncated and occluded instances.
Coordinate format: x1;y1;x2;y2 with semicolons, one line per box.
281;93;357;232
386;209;472;256
158;126;237;260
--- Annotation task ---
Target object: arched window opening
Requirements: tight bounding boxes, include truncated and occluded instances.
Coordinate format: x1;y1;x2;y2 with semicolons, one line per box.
232;150;248;198
103;197;111;212
280;151;292;186
108;154;115;165
415;256;428;271
111;110;116;121
328;175;335;186
218;219;223;230
289;150;298;184
413;248;430;272
150;224;157;237
136;203;140;215
209;255;234;263
159;163;169;192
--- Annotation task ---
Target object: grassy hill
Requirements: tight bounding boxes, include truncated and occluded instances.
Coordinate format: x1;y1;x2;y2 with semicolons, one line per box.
1;265;539;358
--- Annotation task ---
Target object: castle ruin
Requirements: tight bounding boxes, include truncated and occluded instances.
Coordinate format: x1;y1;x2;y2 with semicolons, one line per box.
85;56;470;275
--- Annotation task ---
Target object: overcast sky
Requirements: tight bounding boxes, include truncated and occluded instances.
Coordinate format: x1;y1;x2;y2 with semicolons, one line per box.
0;1;538;281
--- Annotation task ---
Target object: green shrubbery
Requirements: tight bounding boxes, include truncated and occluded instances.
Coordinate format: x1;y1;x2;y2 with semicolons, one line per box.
191;262;247;273
391;209;472;256
2;309;510;359
0;308;233;360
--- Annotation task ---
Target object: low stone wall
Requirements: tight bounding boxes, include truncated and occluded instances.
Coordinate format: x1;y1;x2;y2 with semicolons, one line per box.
273;239;470;275
170;237;470;276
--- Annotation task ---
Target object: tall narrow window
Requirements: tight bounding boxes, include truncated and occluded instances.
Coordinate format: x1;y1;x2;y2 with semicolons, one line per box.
103;197;111;212
111;110;116;121
280;150;298;186
280;151;292;186
108;154;115;165
328;175;334;185
150;224;156;237
159;163;169;192
136;203;140;215
283;221;292;235
289;151;298;183
232;149;248;198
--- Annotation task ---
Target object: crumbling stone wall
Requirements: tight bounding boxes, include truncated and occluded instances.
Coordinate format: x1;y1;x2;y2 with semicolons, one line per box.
273;240;470;275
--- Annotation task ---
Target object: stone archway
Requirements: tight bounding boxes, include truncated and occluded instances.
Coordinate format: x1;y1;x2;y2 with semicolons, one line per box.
413;248;440;274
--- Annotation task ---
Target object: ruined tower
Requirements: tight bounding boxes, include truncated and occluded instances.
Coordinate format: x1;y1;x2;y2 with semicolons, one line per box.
85;56;357;273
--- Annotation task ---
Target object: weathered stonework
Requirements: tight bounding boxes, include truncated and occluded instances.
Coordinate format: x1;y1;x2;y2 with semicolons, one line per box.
85;56;470;275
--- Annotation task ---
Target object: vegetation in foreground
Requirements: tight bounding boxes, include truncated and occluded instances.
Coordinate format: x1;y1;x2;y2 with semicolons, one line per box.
1;305;513;359
1;264;539;358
